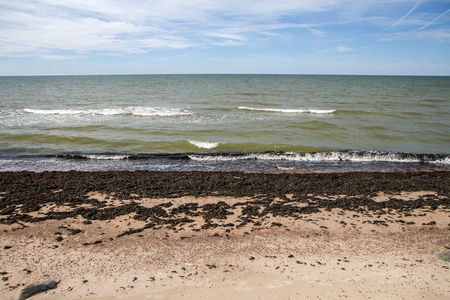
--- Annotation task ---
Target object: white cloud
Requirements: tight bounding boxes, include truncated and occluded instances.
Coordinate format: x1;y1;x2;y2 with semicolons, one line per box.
307;28;327;38
418;8;450;30
0;0;448;60
392;0;423;27
379;29;450;41
337;46;355;52
206;33;247;42
137;37;197;50
39;54;81;60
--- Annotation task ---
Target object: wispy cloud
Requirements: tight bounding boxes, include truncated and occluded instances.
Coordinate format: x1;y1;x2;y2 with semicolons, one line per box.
306;28;327;37
39;54;82;60
378;28;450;41
392;1;423;27
418;8;450;30
0;0;449;76
1;0;422;59
337;46;355;52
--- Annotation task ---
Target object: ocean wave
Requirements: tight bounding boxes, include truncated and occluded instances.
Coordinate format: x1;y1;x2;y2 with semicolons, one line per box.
56;154;132;160
22;107;193;117
82;154;131;160
2;150;448;173
189;140;220;149
55;153;192;160
188;151;450;164
238;106;335;114
52;151;450;165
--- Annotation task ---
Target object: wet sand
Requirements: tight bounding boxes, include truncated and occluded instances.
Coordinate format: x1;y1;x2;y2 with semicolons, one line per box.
1;171;449;299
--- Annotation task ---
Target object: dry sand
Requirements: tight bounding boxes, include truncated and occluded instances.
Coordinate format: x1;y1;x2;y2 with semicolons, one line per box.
1;172;449;299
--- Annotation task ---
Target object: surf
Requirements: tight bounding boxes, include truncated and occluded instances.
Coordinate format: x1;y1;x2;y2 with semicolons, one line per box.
238;106;336;114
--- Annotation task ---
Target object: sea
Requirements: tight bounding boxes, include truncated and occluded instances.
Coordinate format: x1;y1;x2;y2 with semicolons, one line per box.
0;74;449;173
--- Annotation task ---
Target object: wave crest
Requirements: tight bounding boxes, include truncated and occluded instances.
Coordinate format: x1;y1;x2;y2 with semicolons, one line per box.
238;106;335;114
23;107;193;117
189;140;219;149
188;151;449;164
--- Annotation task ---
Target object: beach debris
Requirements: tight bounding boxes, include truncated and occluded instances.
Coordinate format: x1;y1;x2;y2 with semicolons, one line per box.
16;279;57;300
434;252;450;262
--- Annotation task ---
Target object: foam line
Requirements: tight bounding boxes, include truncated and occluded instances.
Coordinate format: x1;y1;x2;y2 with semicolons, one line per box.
238;106;335;114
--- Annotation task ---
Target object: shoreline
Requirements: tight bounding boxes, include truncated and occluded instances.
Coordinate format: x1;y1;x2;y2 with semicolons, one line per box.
1;171;449;299
1;150;449;173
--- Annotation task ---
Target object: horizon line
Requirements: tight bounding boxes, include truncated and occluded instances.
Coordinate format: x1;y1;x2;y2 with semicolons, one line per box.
1;73;449;77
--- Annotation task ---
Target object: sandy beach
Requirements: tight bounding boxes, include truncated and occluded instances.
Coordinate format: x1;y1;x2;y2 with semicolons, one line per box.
1;171;449;299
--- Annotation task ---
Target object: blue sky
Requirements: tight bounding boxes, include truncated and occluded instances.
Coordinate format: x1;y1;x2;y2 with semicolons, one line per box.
1;0;449;75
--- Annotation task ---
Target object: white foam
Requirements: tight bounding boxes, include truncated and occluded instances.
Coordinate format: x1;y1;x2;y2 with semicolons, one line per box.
23;107;192;117
189;140;219;149
430;157;450;165
276;166;295;170
83;154;130;160
24;108;85;115
128;107;192;116
95;108;125;115
238;106;335;114
188;151;450;164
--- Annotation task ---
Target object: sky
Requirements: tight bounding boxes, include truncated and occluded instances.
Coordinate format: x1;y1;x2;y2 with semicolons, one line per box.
0;0;449;76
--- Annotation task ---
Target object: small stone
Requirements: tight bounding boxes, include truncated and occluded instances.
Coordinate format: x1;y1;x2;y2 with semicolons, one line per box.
4;246;12;249
434;252;450;262
16;279;57;300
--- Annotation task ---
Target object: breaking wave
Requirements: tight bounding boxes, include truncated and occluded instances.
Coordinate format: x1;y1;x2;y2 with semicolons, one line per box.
189;140;220;149
54;151;450;165
23;107;193;117
188;151;449;164
78;154;131;160
1;150;448;173
238;106;336;114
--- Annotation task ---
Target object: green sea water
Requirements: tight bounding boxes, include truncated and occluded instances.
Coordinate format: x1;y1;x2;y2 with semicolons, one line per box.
1;74;449;154
0;74;449;172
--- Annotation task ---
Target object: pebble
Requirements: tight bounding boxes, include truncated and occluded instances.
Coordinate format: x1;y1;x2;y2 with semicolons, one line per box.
16;279;57;300
434;252;450;262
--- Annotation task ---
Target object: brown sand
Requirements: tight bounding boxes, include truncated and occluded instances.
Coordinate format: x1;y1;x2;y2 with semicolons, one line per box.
1;171;449;299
